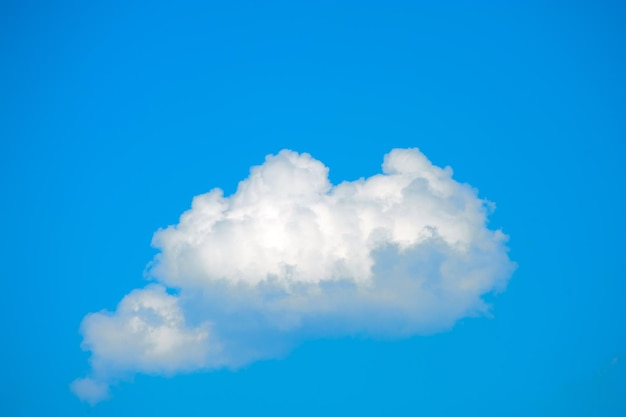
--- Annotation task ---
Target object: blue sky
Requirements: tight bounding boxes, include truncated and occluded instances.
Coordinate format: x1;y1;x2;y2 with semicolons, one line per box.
1;1;625;416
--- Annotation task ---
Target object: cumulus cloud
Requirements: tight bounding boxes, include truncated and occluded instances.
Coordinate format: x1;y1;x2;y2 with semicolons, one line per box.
70;377;109;405
72;148;515;403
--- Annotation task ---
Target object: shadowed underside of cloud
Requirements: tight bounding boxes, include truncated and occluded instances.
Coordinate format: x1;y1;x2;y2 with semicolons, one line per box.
72;148;516;404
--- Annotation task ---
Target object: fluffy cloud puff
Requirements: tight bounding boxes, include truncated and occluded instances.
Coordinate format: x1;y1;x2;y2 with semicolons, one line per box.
72;148;515;403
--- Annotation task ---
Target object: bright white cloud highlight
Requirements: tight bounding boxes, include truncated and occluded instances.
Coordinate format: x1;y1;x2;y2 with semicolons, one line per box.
72;148;515;403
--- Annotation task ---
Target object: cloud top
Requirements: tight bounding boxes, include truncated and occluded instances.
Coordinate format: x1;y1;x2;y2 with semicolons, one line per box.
151;149;495;287
73;148;515;403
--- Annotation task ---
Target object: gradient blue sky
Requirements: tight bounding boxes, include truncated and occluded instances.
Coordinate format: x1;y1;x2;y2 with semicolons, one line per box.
1;1;625;416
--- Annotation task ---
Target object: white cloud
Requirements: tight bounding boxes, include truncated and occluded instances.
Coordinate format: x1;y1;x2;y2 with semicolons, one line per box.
79;285;215;375
70;377;109;405
72;148;515;403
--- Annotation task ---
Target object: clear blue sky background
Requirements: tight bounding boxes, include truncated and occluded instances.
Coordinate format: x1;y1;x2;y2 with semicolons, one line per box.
1;1;625;416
